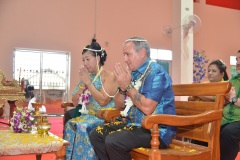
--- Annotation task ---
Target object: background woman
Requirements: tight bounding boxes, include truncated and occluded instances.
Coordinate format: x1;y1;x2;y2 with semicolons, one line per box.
64;39;118;160
188;59;229;102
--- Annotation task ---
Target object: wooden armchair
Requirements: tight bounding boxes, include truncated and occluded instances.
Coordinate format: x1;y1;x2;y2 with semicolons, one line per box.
101;82;231;160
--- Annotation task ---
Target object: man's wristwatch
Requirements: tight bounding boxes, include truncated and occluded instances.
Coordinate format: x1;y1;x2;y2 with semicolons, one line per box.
118;87;127;95
126;84;134;92
231;97;238;104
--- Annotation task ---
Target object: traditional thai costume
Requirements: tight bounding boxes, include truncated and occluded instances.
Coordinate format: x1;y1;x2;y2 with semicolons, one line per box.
64;73;114;160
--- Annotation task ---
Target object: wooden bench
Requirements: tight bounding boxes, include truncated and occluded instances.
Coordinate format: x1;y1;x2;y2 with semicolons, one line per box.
101;82;231;160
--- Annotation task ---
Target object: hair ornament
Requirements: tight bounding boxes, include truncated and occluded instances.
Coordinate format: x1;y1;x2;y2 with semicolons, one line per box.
83;48;103;52
125;39;147;43
84;47;105;57
220;59;226;64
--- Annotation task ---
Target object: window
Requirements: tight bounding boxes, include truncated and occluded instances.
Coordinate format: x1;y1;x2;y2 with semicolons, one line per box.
150;48;172;76
13;48;70;102
230;56;236;78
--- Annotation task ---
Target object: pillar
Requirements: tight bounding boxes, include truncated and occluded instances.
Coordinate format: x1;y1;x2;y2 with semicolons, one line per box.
172;0;193;85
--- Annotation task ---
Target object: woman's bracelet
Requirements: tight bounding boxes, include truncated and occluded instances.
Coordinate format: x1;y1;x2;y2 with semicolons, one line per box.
79;82;92;90
79;85;86;90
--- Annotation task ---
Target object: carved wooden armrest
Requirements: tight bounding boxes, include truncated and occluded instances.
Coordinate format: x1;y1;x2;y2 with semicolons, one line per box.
61;102;74;109
98;109;121;122
142;109;223;129
61;102;75;113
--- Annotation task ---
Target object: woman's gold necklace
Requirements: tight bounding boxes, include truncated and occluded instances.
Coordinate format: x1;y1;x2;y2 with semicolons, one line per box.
91;67;103;84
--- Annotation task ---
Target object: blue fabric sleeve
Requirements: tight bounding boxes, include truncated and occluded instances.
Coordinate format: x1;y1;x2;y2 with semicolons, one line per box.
142;69;172;102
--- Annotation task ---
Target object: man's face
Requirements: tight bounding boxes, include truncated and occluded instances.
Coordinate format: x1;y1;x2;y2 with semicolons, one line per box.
236;52;240;74
122;42;142;71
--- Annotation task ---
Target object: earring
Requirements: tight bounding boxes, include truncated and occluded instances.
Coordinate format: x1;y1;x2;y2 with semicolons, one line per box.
101;52;104;57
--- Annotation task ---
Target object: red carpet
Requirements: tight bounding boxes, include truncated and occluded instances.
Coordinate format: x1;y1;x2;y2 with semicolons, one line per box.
0;154;57;160
48;116;63;138
0;117;63;160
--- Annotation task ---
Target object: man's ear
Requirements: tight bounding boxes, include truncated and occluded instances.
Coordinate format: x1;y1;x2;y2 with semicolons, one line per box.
139;48;147;58
97;55;101;64
221;72;225;80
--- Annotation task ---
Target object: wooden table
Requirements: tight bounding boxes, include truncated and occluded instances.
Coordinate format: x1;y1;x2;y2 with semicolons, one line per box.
0;130;69;160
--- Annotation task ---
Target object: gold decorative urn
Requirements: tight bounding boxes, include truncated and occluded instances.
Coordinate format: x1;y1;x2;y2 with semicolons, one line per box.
32;103;51;138
35;114;51;138
31;102;42;116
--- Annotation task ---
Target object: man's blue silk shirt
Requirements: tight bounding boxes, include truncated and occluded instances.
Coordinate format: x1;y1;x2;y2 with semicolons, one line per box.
127;58;176;146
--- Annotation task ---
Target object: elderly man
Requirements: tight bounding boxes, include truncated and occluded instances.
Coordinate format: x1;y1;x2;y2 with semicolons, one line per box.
89;37;176;160
220;50;240;160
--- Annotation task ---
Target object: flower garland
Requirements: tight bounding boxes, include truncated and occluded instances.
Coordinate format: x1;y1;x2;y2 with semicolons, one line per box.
9;109;35;133
78;88;91;114
78;67;103;114
120;60;152;117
